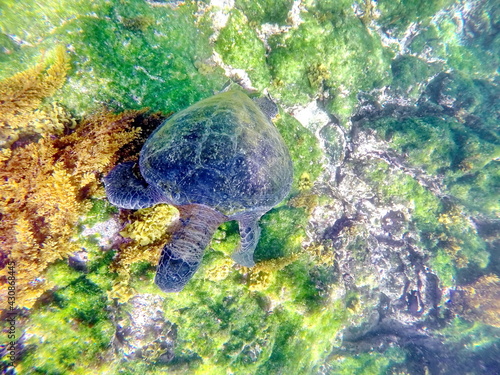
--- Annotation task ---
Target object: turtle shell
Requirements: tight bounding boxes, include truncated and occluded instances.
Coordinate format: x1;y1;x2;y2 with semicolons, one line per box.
139;90;293;216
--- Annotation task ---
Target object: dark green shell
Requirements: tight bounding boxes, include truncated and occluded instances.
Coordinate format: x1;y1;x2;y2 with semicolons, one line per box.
139;90;292;216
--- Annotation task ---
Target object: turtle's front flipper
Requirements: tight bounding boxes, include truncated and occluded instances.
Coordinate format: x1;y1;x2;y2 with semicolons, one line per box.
104;161;165;210
155;205;226;292
231;214;263;267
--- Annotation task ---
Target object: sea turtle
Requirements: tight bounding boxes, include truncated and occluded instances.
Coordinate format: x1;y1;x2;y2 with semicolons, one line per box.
104;89;293;292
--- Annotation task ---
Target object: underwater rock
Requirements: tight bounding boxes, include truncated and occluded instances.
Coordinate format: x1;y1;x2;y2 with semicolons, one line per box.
112;294;176;363
67;250;89;273
419;71;481;115
447;275;500;327
341;316;459;375
2;0;498;373
318;124;347;166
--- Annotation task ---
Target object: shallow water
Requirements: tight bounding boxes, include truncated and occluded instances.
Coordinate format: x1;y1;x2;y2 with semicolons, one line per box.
0;0;499;374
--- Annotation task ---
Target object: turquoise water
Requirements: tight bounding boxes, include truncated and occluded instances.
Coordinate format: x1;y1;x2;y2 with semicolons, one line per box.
0;0;499;374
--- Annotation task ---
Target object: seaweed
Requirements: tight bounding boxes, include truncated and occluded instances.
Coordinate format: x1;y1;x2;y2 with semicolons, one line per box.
109;204;179;302
266;10;392;121
377;0;454;34
245;254;300;292
234;0;294;25
449;275;500;327
0;46;71;148
0;109;143;308
214;9;272;90
17;276;114;374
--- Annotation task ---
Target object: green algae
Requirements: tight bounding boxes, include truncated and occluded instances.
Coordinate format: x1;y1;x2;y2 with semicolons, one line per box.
377;0;454;34
210;222;241;259
390;55;441;99
85;250;118;292
164;288;272;372
0;0;227;115
256;207;308;260
214;10;271;90
442;318;500;347
0;0;102;45
213;0;395;122
156;288;351;374
0;0;102;79
234;0;294;25
79;199;117;229
368;116;500;216
365;159;490;286
370;117;459;175
44;261;82;287
274;260;326;311
0;33;18;63
267;12;392;122
56;2;225;115
304;0;355;15
430;249;456;288
408;1;499;79
14;251;117;374
422;72;500;144
19;277;114;374
448;161;500;217
438;318;500;370
367;162;442;232
2;0;498;373
275;112;324;193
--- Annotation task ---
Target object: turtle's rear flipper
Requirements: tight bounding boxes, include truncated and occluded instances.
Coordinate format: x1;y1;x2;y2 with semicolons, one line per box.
231;214;262;267
155;244;201;292
104;161;165;210
155;204;226;292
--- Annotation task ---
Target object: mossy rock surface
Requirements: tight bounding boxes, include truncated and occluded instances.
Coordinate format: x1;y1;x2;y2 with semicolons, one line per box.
1;0;499;374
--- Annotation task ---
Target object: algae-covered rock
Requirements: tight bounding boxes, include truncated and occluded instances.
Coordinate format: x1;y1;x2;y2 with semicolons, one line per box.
377;0;454;34
267;11;392;121
234;0;294;25
390;55;442;100
2;0;499;374
17;276;115;374
214;10;271;90
448;275;500;328
113;295;176;363
0;0;228;115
